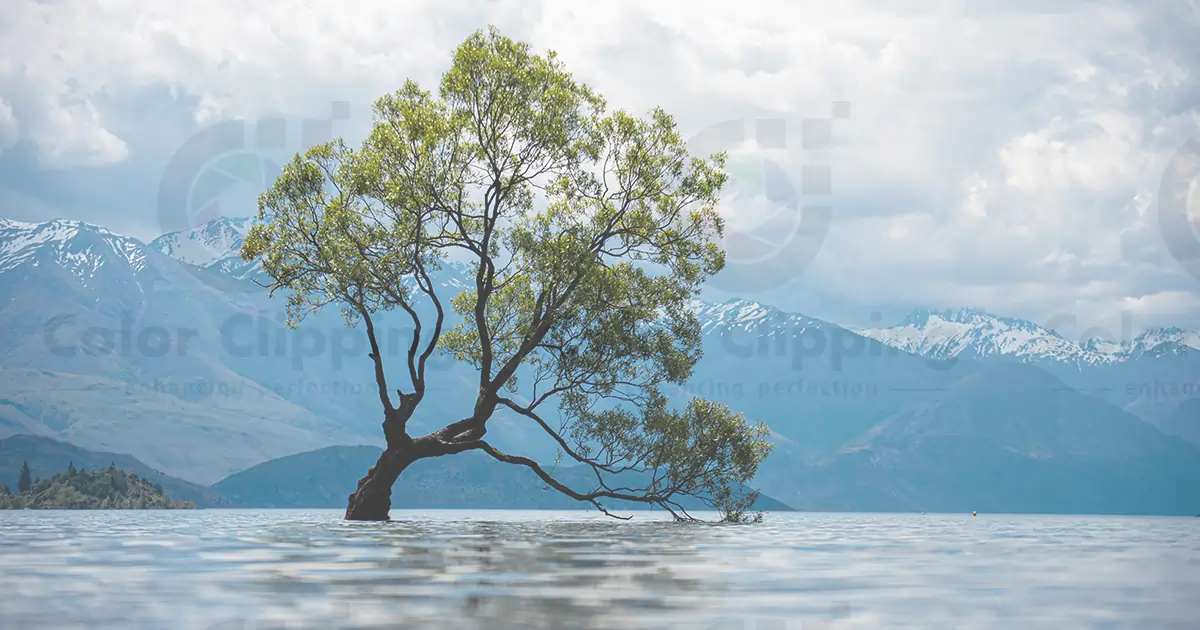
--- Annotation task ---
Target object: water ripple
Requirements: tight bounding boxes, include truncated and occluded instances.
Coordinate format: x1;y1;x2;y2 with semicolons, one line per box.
0;510;1197;629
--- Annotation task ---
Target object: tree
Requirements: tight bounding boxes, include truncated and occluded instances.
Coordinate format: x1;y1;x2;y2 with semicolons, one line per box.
18;461;32;493
242;27;772;522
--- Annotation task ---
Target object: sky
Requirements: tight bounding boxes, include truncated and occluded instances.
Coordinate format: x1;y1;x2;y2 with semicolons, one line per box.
1;0;1198;337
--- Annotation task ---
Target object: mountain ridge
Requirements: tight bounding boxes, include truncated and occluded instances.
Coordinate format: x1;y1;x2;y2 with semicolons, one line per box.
2;215;1198;514
9;215;1196;364
858;306;1198;366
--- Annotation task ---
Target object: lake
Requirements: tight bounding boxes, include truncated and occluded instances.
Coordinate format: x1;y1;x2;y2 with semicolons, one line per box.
0;510;1196;629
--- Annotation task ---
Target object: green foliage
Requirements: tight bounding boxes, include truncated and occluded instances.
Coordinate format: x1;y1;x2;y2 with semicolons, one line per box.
0;466;195;510
18;460;31;493
242;26;772;521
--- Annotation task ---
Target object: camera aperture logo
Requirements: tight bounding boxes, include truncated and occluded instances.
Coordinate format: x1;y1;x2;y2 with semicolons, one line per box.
156;102;351;256
1158;134;1200;284
687;102;848;293
189;151;280;227
720;152;800;266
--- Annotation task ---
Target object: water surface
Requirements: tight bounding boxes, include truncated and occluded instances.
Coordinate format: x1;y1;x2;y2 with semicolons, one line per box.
1;510;1196;629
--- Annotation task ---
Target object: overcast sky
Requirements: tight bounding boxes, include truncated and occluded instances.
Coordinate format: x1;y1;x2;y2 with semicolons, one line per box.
1;0;1198;336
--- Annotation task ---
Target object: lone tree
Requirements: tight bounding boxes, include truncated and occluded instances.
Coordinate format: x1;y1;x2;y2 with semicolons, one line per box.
18;460;32;493
242;27;772;522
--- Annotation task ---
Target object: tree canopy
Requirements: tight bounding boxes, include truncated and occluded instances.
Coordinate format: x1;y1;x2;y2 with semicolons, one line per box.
0;466;194;510
242;27;772;521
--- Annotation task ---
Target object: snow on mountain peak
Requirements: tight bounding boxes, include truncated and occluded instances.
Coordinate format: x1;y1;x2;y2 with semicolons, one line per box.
0;217;148;280
900;306;997;327
149;217;483;290
149;216;260;279
150;216;254;265
4;216;1197;363
1122;327;1200;358
861;308;1198;366
688;298;830;337
860;307;1110;366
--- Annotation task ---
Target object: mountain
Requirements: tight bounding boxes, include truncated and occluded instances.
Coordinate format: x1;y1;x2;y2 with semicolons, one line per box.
756;361;1200;515
0;216;567;482
0;218;153;279
682;298;977;453
4;215;1198;516
0;434;229;507
1112;327;1200;359
857;307;1200;442
211;445;792;513
678;299;1200;514
858;307;1200;365
1159;397;1200;445
849;361;1193;462
858;307;1116;366
148;216;260;279
0;217;373;482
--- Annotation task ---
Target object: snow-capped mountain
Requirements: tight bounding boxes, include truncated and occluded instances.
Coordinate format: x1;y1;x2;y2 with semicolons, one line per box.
7;214;1192;376
690;298;830;336
0;216;370;482
857;307;1114;366
0;218;151;283
149;216;260;279
148;215;484;292
858;307;1198;367
1118;327;1200;359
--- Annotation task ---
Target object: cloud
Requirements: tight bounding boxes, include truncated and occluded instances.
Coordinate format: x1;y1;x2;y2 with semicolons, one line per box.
0;98;17;151
31;102;129;168
0;0;1197;331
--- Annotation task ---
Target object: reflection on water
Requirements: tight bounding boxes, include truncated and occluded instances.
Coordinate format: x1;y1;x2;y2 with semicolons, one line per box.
0;510;1197;629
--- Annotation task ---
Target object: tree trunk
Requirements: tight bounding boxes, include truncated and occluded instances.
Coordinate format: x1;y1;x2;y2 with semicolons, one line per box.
344;445;417;521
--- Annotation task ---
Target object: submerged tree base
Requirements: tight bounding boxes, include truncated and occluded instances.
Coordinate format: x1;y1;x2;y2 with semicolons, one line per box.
344;494;392;522
344;447;416;521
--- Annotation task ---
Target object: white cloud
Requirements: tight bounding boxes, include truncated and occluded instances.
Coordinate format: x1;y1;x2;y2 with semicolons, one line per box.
0;0;1197;329
0;97;17;150
30;101;129;168
1120;290;1200;316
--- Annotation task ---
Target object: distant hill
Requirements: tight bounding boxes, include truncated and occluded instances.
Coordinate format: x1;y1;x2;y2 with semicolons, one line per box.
1159;398;1200;446
755;361;1200;515
212;445;792;513
0;436;791;514
0;435;229;507
856;307;1200;440
0;465;195;509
